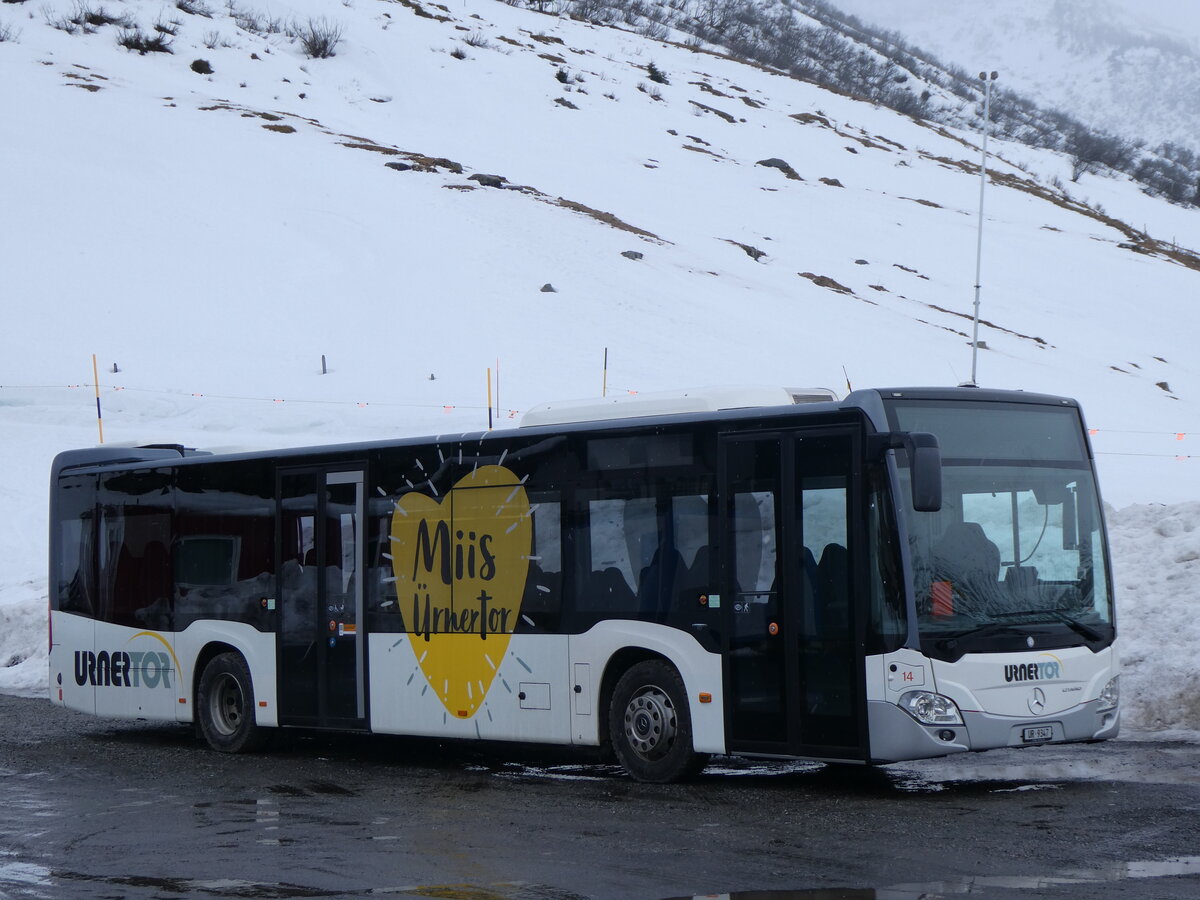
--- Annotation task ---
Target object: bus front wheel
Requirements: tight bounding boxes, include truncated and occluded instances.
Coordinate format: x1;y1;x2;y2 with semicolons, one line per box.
608;660;708;783
196;652;269;753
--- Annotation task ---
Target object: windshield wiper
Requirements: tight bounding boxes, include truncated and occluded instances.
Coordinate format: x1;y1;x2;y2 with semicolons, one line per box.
987;607;1105;642
934;621;1025;650
1040;609;1105;642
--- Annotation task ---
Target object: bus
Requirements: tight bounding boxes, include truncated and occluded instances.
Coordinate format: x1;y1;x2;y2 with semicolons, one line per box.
48;385;1118;782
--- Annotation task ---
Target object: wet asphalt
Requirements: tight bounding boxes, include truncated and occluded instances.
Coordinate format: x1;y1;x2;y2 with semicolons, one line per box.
0;693;1198;899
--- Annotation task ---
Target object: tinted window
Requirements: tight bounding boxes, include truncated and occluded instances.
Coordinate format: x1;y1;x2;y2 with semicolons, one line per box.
174;460;274;631
97;469;173;629
890;401;1086;461
54;473;98;615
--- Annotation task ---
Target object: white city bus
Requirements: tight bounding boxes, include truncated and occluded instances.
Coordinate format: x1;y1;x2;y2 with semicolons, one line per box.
49;386;1118;782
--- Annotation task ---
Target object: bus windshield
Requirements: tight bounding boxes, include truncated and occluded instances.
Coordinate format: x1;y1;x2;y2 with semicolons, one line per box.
888;400;1114;660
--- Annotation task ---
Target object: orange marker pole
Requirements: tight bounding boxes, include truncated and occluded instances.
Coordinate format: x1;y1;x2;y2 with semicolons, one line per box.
92;354;105;444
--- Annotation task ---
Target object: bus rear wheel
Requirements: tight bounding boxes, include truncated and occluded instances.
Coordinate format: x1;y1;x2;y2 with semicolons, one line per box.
609;660;708;783
197;652;269;753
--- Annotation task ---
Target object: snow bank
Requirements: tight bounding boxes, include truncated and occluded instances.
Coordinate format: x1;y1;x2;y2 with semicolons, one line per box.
0;581;48;698
1107;502;1200;736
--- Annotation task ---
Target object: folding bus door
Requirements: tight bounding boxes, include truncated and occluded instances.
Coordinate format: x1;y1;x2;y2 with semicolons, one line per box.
277;467;367;729
719;428;867;761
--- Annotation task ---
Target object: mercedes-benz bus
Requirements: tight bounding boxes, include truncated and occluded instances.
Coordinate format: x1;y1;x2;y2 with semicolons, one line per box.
48;385;1118;782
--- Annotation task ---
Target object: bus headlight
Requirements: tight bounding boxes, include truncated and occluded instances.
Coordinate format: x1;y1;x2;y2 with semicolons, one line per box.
1097;676;1119;712
899;691;964;726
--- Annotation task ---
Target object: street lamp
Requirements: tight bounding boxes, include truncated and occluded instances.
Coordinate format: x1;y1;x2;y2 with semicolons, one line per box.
967;70;998;387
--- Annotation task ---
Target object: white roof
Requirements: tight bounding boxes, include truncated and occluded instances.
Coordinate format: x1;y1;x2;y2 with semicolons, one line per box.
519;385;838;428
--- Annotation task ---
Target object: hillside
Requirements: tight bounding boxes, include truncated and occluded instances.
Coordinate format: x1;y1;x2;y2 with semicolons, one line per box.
1;0;1199;732
831;0;1200;155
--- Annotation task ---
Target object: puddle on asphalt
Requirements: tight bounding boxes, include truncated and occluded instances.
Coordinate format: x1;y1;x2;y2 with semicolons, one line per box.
0;869;589;899
0;856;52;888
3;858;1197;899
663;854;1200;899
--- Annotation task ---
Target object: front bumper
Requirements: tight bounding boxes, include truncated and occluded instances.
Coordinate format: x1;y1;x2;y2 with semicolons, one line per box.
868;699;1119;763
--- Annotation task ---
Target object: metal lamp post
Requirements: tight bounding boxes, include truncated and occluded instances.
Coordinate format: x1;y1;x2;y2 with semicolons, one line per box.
968;70;998;387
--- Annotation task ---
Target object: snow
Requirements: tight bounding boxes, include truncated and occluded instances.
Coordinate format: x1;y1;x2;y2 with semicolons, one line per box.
1106;503;1200;736
1;0;1198;737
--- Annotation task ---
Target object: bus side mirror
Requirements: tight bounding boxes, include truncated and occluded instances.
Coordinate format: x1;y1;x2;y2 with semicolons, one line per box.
870;431;942;512
905;432;942;512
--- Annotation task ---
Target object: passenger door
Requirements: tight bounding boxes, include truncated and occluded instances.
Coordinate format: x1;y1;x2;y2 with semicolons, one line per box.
276;467;367;728
719;429;867;760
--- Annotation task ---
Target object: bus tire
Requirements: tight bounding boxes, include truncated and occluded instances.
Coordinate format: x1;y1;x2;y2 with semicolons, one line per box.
196;652;269;753
608;660;708;783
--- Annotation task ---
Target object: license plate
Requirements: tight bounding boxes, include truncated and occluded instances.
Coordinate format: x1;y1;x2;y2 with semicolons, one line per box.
1022;725;1054;743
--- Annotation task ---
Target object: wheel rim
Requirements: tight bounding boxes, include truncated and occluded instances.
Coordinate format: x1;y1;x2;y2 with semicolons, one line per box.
209;672;245;737
623;684;678;762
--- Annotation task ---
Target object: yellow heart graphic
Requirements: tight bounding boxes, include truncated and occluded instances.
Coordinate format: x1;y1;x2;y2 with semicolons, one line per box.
390;465;531;719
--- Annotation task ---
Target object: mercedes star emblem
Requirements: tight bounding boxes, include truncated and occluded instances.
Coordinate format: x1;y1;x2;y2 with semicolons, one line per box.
1028;687;1047;715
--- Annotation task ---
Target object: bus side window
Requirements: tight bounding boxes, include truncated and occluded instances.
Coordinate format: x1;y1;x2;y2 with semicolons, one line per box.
579;496;651;615
666;493;713;627
367;511;404;629
55;474;98;616
521;494;562;630
174;461;275;632
98;469;173;630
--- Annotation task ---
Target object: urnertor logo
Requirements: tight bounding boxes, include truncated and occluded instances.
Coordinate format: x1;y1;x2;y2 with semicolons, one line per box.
1004;653;1064;683
74;631;182;689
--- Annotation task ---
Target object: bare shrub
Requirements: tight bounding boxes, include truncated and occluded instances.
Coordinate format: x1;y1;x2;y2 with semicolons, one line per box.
117;26;173;54
227;2;282;35
0;20;19;42
48;1;124;34
154;16;181;36
636;20;668;41
449;45;467;59
175;0;212;16
637;82;662;101
79;2;128;30
291;17;342;58
45;12;80;34
463;30;488;48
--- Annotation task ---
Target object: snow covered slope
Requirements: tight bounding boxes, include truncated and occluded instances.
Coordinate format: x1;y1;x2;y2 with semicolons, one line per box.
1;0;1198;733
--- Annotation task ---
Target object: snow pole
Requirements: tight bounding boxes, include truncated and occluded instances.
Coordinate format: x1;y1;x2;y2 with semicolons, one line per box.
487;367;493;430
969;70;999;387
91;353;105;444
602;347;608;398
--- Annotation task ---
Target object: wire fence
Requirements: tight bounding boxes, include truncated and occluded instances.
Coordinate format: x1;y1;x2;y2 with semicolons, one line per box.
1;382;1195;458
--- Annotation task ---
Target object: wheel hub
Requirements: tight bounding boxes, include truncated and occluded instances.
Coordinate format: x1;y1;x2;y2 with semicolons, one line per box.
623;685;677;761
210;673;244;737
